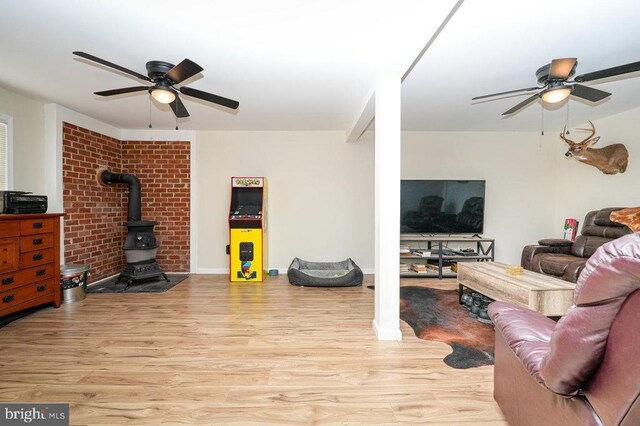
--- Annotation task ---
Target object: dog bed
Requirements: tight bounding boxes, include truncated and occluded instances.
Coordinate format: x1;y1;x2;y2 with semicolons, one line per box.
287;258;363;287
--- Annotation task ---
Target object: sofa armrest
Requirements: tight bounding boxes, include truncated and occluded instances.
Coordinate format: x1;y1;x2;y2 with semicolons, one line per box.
521;244;572;270
489;302;556;383
561;260;587;283
538;239;574;247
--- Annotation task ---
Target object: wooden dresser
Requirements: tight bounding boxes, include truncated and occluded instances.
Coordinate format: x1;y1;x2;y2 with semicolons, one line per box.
0;214;63;318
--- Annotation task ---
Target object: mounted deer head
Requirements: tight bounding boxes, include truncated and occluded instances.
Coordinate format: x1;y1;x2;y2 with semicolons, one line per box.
560;121;629;175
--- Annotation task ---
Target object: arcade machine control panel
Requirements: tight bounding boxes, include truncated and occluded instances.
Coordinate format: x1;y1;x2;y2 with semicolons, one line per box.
230;205;262;220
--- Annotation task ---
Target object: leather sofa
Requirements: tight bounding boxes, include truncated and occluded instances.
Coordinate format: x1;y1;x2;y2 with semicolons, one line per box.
489;233;640;426
521;207;632;282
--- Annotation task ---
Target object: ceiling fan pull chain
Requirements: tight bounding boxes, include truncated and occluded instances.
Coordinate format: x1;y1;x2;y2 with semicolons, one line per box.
565;101;570;134
540;104;544;136
148;94;152;129
175;113;179;131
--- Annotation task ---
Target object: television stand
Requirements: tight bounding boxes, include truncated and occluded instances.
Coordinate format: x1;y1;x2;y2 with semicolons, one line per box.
400;234;495;279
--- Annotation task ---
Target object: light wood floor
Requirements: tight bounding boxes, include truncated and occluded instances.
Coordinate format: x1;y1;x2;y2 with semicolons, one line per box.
0;275;506;425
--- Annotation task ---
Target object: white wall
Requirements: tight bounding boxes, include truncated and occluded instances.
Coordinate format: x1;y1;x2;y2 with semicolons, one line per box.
195;131;375;272
0;86;47;194
4;84;637;271
552;108;640;227
402;131;558;264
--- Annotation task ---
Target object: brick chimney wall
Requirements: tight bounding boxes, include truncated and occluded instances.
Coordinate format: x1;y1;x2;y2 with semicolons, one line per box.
122;141;191;273
62;122;190;282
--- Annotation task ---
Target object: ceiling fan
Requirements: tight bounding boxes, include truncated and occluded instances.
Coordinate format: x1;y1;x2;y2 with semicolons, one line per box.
73;51;239;118
473;58;640;116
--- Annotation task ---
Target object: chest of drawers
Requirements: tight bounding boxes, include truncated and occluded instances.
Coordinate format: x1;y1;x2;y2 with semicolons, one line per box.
0;214;63;318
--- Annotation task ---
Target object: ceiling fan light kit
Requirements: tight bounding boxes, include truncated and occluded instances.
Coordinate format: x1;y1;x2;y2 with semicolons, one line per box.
473;57;640;115
540;85;572;104
150;84;176;104
72;51;239;121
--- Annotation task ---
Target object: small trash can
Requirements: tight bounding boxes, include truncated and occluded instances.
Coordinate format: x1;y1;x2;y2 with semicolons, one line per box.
60;264;89;304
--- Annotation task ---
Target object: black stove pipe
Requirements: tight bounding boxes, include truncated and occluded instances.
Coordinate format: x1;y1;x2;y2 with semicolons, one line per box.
100;170;142;222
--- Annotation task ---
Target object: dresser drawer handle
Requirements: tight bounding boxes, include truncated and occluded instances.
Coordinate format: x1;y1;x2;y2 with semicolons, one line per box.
33;222;43;229
2;277;14;285
37;284;47;292
33;254;43;261
36;269;46;276
33;238;43;245
3;294;14;303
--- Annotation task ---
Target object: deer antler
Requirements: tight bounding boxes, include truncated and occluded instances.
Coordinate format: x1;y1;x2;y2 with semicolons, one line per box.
560;126;574;146
574;120;596;144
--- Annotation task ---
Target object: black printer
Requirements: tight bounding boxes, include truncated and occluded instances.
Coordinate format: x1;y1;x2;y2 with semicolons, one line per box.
0;191;48;214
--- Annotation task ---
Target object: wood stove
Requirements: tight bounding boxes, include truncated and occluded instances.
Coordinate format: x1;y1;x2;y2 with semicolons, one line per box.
99;170;168;286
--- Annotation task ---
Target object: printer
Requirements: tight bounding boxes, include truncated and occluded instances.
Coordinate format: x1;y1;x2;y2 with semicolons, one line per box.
0;191;48;214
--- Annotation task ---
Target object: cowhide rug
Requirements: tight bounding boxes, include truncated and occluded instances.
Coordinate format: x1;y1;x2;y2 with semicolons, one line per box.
369;285;495;369
611;207;640;232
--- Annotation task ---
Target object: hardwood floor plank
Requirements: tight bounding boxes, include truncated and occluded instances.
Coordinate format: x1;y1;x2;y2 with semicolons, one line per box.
0;274;506;424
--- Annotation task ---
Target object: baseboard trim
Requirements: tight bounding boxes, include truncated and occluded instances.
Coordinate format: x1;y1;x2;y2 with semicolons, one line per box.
372;320;402;341
87;273;120;288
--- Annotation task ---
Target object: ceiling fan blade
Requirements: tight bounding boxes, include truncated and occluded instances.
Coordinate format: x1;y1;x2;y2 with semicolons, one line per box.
165;59;204;84
169;96;190;118
94;86;149;96
73;51;151;82
472;87;539;101
502;94;539;116
570;84;611;102
574;60;640;82
548;58;577;80
180;86;239;109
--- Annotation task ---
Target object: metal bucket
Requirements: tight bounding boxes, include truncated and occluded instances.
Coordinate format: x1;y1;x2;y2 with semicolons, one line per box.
60;264;89;304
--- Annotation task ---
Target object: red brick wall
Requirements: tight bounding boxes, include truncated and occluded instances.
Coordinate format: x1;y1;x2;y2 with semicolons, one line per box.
62;123;124;281
62;123;190;282
122;141;191;273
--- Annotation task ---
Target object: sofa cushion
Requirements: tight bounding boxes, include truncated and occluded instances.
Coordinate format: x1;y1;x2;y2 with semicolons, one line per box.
582;224;632;239
570;235;615;257
593;207;625;226
534;253;583;277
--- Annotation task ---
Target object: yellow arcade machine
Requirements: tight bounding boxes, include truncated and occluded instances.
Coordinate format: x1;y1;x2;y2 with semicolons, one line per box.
228;177;267;282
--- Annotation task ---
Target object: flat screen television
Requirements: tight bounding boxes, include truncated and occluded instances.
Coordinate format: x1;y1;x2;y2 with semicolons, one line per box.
401;180;486;234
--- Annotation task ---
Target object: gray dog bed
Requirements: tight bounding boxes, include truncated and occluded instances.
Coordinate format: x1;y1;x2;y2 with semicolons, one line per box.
287;258;363;287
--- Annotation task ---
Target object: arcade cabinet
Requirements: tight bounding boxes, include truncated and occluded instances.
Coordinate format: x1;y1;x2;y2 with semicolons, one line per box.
228;177;267;282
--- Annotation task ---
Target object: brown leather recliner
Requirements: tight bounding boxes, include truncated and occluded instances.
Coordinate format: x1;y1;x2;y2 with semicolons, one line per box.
489;233;640;426
522;207;632;282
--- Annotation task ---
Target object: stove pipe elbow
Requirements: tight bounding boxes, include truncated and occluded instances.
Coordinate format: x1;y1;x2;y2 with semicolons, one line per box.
99;170;142;222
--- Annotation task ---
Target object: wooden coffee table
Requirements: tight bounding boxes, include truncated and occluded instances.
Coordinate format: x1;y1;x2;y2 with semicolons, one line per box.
457;261;576;316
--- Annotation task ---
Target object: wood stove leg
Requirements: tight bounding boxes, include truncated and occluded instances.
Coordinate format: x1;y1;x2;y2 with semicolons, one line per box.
162;273;169;282
123;278;133;291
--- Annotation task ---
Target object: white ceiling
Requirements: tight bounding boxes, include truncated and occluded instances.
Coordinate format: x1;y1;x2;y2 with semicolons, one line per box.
0;0;456;131
402;0;640;131
3;1;639;133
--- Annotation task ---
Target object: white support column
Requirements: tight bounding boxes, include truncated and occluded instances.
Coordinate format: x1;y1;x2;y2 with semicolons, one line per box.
373;74;402;341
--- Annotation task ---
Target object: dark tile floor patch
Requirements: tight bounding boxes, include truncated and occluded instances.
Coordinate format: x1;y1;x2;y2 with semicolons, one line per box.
87;274;189;293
